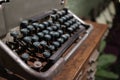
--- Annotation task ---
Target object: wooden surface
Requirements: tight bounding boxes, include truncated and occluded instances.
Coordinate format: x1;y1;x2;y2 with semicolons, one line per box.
0;21;108;80
53;21;108;80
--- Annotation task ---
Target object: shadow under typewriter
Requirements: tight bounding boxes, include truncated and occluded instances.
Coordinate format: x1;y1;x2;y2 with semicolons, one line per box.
0;8;93;80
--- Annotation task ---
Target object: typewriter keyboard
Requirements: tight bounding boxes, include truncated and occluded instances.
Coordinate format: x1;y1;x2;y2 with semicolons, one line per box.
5;8;89;72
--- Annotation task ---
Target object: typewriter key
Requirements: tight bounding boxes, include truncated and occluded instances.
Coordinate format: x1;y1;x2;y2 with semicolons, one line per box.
71;18;76;23
44;34;52;41
57;11;63;17
20;28;29;36
51;15;57;21
52;9;58;14
67;27;74;33
42;30;49;34
33;61;42;69
61;10;66;16
68;14;73;19
33;42;43;53
32;23;40;31
58;18;64;24
48;45;55;51
23;36;32;43
65;34;70;38
33;42;40;47
10;31;19;38
50;31;55;37
55;24;61;29
57;38;64;44
32;23;39;27
40;41;47;47
47;27;53;31
43;21;49;27
27;25;35;31
38;24;45;30
64;22;71;27
37;32;44;38
52;26;58;31
21;53;30;61
57;30;63;35
32;35;39;42
20;20;29;28
43;51;51;58
68;20;73;25
48;20;53;26
63;8;68;14
52;41;60;48
61;34;68;41
54;32;60;38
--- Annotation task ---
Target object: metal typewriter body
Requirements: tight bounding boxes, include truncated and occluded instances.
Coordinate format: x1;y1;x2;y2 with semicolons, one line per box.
0;0;93;80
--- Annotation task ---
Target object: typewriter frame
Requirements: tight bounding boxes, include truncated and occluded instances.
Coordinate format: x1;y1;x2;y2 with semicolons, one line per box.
0;0;93;80
0;10;93;80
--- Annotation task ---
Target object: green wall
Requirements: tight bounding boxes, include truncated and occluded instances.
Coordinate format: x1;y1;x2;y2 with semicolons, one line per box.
66;0;105;17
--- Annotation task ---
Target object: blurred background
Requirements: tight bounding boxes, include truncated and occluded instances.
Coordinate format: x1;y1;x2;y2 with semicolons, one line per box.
66;0;120;80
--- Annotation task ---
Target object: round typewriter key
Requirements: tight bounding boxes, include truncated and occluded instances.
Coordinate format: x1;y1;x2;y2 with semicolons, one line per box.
52;9;58;14
32;23;39;27
58;18;64;24
10;31;19;38
71;25;76;30
38;24;45;30
37;32;44;38
32;23;39;30
67;27;74;33
76;21;81;25
57;11;63;17
42;30;49;34
61;35;68;41
48;20;53;26
44;34;52;41
68;20;73;25
43;51;51;58
55;23;61;29
65;34;70;38
51;15;57;20
68;14;73;19
21;53;30;61
27;25;35;31
48;45;55;51
20;28;29;36
58;30;63;35
47;27;53;31
23;36;32;43
54;32;60;38
65;15;70;20
33;42;40;48
62;17;67;21
40;41;47;47
32;35;39;42
71;18;76;23
20;20;29;28
74;23;79;29
33;61;42;68
57;38;64;44
50;31;56;37
43;21;49;27
64;22;70;27
61;10;66;15
52;41;60;48
52;26;58;31
63;8;68;14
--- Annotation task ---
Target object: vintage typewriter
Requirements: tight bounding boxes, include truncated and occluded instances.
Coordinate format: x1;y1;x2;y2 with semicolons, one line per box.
0;0;93;80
